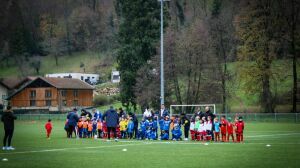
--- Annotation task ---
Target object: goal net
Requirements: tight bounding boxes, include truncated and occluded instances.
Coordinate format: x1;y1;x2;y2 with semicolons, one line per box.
169;104;216;116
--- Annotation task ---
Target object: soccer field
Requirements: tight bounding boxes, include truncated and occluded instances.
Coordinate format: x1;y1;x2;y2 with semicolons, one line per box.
0;121;299;168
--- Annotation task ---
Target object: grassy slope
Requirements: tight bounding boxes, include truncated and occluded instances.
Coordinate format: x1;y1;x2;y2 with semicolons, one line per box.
0;53;299;112
0;121;299;168
227;59;300;113
0;52;116;79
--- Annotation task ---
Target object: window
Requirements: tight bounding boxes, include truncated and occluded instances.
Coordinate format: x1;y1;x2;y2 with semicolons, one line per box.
61;90;67;97
73;100;78;106
62;100;67;106
73;90;78;97
113;75;120;80
2;94;6;100
45;90;52;98
30;100;36;106
81;76;84;80
30;90;36;98
46;100;51;106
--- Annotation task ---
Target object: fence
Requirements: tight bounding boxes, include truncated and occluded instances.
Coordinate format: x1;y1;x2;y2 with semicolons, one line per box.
0;113;299;123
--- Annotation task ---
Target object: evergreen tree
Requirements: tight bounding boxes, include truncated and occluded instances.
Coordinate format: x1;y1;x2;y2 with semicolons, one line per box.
116;0;161;110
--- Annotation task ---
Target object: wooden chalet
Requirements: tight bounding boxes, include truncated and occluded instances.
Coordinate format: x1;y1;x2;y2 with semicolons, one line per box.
6;77;94;112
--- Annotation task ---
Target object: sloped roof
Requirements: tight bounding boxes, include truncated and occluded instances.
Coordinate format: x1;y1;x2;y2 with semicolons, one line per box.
6;77;94;100
0;77;33;89
41;77;94;89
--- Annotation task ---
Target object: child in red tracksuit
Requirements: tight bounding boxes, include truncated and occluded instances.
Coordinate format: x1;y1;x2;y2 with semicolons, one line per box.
235;117;245;142
227;118;234;142
220;115;227;142
45;119;53;139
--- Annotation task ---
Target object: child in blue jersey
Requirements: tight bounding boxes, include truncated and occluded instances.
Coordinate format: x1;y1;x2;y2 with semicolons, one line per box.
146;118;154;140
214;118;220;142
138;119;147;140
127;117;135;139
148;130;156;140
159;117;164;136
147;118;154;130
162;116;171;134
172;123;182;141
92;120;97;138
161;130;169;140
153;116;158;139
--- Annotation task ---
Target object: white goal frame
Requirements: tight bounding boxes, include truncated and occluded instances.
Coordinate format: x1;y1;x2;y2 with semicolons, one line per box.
170;104;216;116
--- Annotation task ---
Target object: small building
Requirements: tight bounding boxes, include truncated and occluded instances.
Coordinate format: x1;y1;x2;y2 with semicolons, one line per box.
0;82;9;109
6;77;94;112
111;70;120;83
0;77;33;109
45;73;100;85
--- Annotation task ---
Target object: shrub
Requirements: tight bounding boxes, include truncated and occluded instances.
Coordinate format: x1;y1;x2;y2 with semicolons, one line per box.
93;94;110;106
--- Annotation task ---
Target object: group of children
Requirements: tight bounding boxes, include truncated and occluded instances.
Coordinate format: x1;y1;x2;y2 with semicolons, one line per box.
45;113;244;143
137;115;183;141
76;118;103;138
190;116;245;142
62;116;136;139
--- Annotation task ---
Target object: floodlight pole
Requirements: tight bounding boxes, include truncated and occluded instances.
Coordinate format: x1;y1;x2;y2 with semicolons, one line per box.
160;0;164;106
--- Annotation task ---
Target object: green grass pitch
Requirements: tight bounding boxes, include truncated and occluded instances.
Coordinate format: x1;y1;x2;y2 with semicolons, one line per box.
0;121;299;168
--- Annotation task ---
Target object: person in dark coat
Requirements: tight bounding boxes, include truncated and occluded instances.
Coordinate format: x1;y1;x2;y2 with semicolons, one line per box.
180;113;190;141
67;108;79;138
128;112;139;139
80;109;92;119
118;108;125;118
102;106;119;141
1;106;17;150
159;104;169;119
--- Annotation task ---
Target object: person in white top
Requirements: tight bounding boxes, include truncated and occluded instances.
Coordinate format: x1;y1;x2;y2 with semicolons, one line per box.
143;107;152;119
160;104;169;118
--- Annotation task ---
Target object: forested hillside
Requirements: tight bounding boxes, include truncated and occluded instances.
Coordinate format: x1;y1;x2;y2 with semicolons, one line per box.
0;0;299;113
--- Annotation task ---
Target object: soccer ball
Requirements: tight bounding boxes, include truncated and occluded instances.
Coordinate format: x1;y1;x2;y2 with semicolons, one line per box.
94;135;98;139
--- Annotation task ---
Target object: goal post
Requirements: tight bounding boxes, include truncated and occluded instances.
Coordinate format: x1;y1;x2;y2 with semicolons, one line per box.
169;104;216;116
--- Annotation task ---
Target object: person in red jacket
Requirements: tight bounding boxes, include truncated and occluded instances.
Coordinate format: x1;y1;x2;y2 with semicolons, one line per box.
45;119;53;139
220;115;227;142
235;117;245;142
227;118;234;142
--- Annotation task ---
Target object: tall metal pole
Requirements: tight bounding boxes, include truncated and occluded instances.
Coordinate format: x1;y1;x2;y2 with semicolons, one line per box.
160;0;164;105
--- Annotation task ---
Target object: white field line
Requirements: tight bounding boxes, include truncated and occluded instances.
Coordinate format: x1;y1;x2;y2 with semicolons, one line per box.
1;133;300;155
148;141;300;145
246;133;300;138
0;142;151;155
247;131;299;132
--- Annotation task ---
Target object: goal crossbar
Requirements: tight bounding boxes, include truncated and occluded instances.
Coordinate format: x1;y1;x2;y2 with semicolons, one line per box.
170;104;216;115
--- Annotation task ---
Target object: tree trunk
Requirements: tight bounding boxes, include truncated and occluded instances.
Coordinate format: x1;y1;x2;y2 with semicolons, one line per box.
93;0;96;11
55;54;58;66
291;0;297;113
262;73;273;113
262;46;273;113
64;0;72;56
220;30;227;114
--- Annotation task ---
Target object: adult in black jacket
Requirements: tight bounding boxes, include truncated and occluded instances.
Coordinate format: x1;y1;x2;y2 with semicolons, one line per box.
118;108;125;118
1;106;17;150
67;109;79;138
128;112;138;139
102;106;119;141
180;113;190;141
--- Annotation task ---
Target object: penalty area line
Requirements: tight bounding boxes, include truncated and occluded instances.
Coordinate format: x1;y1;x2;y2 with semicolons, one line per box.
0;142;152;155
